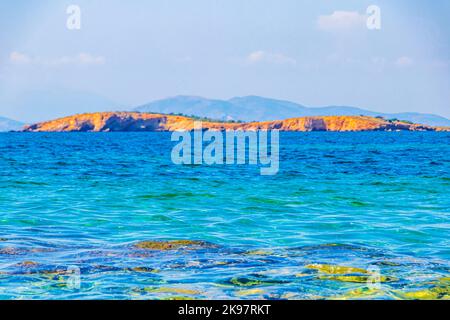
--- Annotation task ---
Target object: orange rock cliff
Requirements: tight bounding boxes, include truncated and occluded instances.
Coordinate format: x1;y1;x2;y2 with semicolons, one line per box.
22;112;441;132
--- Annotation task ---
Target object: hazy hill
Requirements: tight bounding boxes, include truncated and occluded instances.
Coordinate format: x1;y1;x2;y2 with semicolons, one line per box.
135;95;450;126
0;116;24;132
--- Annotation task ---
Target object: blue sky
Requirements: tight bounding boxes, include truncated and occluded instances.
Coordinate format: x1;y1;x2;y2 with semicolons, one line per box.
0;0;449;122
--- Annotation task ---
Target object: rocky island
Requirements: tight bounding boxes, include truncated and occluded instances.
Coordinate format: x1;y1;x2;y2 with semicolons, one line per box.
22;112;447;132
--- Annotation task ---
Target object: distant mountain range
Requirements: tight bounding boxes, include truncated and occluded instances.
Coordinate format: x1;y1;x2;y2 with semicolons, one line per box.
2;94;449;129
135;95;450;127
0;116;24;132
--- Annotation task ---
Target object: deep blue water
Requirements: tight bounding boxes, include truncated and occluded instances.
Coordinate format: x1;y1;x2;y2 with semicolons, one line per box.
0;132;449;299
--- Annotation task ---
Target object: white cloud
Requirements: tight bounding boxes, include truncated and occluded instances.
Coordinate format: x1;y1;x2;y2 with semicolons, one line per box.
318;11;367;32
51;53;106;66
395;56;414;67
9;52;105;66
9;51;32;64
246;50;297;66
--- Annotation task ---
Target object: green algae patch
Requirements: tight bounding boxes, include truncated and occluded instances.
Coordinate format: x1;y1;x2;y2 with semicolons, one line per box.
134;240;215;251
395;285;450;300
162;296;196;300
149;215;173;222
236;288;266;296
244;250;274;256
295;273;310;278
306;264;369;275
351;201;369;207
318;275;398;283
144;287;201;295
130;267;159;273
333;287;386;300
400;290;439;300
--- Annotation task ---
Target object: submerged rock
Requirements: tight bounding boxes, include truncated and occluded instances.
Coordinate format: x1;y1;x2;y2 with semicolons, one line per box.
130;267;159;273
394;277;450;300
141;287;201;295
133;240;216;251
438;277;450;283
244;250;274;256
0;247;24;255
306;264;369;275
318;275;398;283
334;287;386;300
16;261;39;267
373;261;402;267
162;296;195;300
306;263;399;284
225;275;287;287
236;288;266;296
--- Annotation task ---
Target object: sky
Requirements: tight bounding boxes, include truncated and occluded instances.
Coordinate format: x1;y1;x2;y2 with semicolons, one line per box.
0;0;449;122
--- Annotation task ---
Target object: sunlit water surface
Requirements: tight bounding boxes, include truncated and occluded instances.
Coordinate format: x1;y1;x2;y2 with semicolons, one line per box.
0;132;449;299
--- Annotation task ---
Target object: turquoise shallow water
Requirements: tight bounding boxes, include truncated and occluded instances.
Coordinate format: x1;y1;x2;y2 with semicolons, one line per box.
0;132;449;299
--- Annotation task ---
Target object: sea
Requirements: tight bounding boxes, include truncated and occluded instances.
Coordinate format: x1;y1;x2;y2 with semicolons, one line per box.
0;132;449;299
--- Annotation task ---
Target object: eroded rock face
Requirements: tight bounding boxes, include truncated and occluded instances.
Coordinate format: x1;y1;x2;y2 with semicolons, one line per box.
22;112;439;132
23;112;169;132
